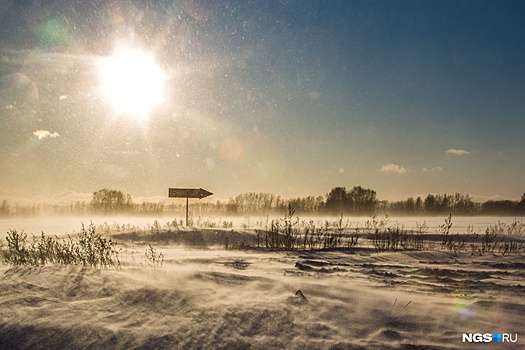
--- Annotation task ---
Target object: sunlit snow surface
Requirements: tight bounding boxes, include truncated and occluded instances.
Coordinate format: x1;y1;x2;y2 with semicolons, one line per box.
1;218;525;349
1;247;524;349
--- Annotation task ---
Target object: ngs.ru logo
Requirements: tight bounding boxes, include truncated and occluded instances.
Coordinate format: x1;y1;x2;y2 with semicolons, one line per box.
462;333;518;343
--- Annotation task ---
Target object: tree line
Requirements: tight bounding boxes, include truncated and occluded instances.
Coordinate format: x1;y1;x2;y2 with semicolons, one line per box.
1;187;525;217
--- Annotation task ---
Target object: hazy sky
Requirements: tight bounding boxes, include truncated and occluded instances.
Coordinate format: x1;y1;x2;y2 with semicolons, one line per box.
1;0;525;203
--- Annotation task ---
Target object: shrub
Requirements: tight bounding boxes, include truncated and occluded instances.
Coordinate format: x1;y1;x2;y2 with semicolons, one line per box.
4;229;30;265
145;244;164;267
2;224;120;268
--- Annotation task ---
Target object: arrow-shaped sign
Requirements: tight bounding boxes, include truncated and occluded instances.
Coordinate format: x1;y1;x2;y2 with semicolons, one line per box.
169;188;213;199
168;187;213;226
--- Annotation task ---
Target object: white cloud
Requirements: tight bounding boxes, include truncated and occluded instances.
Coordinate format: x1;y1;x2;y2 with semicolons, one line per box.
33;130;60;140
423;166;443;172
446;148;471;156
470;194;509;202
0;190;92;206
381;163;407;174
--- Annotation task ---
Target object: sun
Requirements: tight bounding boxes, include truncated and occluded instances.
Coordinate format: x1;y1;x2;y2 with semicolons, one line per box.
98;47;165;119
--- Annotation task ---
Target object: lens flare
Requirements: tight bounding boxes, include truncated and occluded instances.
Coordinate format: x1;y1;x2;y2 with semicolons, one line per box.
0;73;39;104
453;300;475;320
219;137;243;161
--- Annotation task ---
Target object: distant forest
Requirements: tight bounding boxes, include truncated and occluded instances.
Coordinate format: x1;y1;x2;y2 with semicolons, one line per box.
1;186;525;217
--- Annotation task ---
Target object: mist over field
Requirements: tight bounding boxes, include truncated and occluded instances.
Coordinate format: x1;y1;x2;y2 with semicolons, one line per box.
1;214;525;238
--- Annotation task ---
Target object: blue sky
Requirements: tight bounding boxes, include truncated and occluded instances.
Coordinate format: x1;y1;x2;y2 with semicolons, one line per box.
1;0;525;202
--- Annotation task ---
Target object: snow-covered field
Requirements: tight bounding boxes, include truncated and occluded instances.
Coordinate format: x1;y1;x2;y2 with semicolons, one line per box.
1;219;525;349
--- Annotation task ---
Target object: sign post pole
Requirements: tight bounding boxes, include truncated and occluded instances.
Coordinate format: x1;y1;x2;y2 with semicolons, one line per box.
168;188;213;227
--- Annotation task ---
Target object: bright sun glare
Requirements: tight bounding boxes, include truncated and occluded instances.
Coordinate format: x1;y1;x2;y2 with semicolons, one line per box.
98;47;165;119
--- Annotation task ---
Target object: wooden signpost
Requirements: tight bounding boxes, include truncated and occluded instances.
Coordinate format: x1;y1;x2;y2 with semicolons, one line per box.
168;188;213;226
